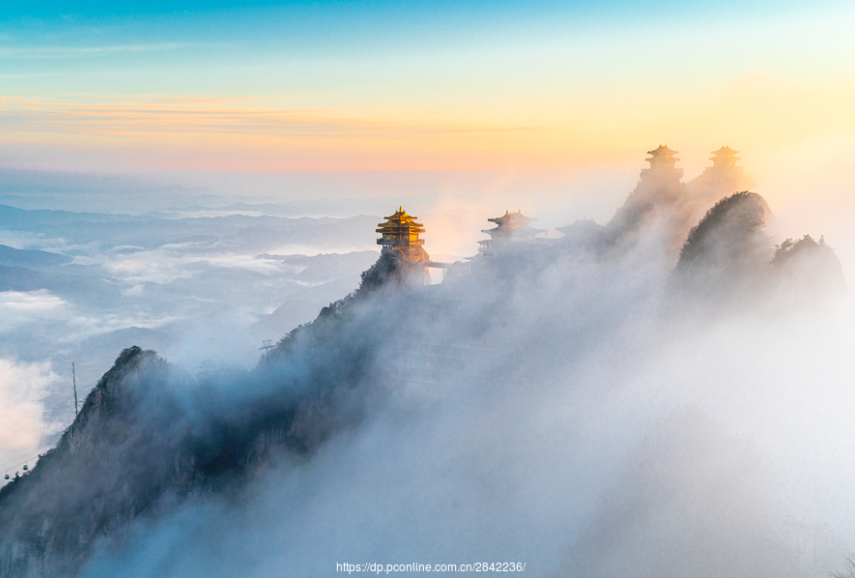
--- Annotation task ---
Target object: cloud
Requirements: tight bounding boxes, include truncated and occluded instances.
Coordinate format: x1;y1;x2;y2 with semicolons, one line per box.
0;289;65;312
0;230;98;255
0;289;175;343
0;94;549;171
100;248;293;284
64;312;178;342
0;357;61;479
0;290;67;332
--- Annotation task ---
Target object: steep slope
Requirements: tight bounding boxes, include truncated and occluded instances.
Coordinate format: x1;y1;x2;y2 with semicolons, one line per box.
0;336;374;576
0;254;423;577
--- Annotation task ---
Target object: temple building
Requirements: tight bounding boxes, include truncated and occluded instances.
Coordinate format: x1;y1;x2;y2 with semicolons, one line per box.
376;207;432;283
556;218;603;244
700;145;745;184
377;207;427;255
478;210;544;256
640;145;684;182
711;145;739;168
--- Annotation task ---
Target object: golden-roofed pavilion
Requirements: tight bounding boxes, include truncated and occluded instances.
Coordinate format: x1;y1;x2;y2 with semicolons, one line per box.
376;206;426;249
375;206;432;283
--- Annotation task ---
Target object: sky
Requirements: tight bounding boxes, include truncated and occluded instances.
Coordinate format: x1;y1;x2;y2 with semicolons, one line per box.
2;0;855;265
1;0;855;179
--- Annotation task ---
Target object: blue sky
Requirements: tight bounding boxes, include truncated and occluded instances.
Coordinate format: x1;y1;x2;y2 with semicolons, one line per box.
1;0;854;184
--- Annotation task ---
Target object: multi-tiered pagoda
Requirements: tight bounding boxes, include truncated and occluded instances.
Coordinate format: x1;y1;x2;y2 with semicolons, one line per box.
710;145;739;169
478;210;543;256
376;207;432;282
377;207;427;255
699;145;745;184
640;145;684;182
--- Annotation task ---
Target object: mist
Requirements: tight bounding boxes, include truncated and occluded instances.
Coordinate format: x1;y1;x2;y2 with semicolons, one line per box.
1;151;854;578
80;303;855;577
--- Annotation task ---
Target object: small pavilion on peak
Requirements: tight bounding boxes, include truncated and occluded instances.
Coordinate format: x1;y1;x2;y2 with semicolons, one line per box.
698;145;745;185
710;146;740;169
646;145;679;169
640;145;684;181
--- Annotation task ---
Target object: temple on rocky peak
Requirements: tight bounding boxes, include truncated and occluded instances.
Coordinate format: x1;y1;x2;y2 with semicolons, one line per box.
710;146;740;169
377;207;426;252
376;207;432;284
479;210;544;255
641;145;684;181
